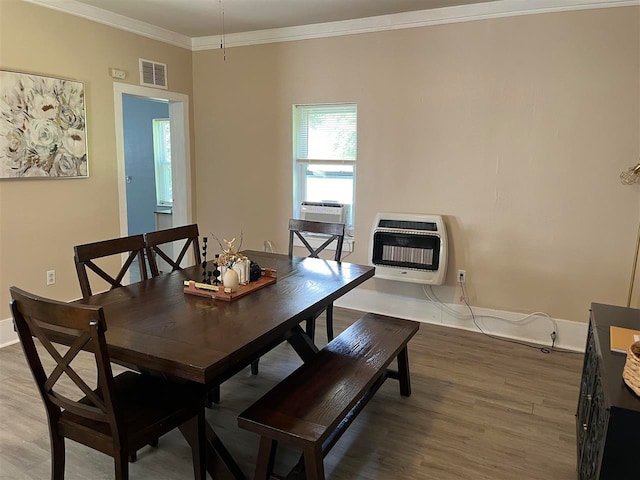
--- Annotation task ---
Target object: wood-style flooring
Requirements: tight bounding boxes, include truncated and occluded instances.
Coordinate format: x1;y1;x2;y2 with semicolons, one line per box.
0;307;583;479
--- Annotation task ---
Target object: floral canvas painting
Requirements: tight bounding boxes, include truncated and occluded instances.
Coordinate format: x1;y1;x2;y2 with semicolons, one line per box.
0;71;88;178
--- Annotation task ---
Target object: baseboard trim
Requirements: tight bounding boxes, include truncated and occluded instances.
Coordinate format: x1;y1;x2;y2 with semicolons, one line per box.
335;288;587;352
2;291;587;352
0;318;19;348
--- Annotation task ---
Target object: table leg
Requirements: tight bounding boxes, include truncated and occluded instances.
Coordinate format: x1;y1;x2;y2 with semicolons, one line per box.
180;418;245;480
286;325;319;363
281;325;323;480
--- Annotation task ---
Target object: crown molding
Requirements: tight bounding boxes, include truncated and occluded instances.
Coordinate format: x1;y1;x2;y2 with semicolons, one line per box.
192;0;639;50
25;0;193;50
26;0;639;52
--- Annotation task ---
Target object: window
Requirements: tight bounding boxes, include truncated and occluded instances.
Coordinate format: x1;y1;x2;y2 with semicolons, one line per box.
293;104;357;229
152;118;172;205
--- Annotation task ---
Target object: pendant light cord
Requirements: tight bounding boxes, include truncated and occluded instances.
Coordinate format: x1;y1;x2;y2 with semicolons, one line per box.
219;0;226;61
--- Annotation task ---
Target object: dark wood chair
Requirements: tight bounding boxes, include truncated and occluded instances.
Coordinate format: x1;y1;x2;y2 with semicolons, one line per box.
74;235;148;299
9;287;206;480
288;219;346;342
144;224;201;277
144;225;221;409
250;219;345;375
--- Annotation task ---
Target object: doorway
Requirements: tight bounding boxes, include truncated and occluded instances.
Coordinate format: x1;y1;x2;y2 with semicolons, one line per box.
122;95;169;236
113;83;192;236
113;83;192;280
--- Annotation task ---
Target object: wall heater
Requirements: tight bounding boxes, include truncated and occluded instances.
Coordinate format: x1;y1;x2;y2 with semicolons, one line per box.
369;213;448;285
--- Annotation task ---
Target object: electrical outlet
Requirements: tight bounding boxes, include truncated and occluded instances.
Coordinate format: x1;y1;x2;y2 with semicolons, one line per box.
457;269;466;283
46;270;56;286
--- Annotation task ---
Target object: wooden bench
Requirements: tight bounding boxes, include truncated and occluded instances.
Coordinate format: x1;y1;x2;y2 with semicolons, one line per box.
237;313;420;480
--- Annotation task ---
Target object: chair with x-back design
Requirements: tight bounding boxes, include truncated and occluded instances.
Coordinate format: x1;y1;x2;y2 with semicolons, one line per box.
250;218;346;376
74;234;148;299
287;219;346;341
9;287;206;480
144;224;201;277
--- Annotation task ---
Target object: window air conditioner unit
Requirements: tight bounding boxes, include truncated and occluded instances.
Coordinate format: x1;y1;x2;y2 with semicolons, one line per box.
300;202;348;225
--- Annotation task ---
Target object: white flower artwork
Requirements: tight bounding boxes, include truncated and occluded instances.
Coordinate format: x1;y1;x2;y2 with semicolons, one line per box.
0;71;88;178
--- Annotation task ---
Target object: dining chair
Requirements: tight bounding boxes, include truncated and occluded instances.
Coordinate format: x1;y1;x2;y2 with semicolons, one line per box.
288;218;346;341
144;224;220;408
73;234;148;299
144;224;201;277
9;287;206;480
250;219;345;375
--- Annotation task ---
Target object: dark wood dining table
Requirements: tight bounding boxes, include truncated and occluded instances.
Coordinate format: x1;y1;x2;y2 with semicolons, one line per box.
73;250;375;479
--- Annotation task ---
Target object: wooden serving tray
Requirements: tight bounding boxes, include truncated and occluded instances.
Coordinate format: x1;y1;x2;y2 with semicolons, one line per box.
184;273;276;301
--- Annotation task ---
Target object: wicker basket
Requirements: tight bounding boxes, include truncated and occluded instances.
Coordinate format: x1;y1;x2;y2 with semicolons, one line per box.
622;341;640;396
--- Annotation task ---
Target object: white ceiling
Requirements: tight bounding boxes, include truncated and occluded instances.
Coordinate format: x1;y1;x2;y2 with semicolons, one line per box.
68;0;495;37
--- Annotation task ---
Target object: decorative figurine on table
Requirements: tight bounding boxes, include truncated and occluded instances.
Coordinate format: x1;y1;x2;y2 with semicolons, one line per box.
201;237;208;284
249;261;262;282
212;235;248;293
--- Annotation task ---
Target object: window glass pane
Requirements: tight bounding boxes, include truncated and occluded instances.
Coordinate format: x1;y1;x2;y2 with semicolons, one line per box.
153;119;172;205
305;164;353;205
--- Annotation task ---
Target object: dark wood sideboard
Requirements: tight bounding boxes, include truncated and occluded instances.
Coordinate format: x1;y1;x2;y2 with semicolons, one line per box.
576;303;640;480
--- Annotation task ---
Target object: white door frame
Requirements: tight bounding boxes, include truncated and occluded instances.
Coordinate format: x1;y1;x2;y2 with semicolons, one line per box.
113;83;192;238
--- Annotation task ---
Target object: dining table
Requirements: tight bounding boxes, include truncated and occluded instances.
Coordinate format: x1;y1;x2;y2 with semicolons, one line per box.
72;250;375;479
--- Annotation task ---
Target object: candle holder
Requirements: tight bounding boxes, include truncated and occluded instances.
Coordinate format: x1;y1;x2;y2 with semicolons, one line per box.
212;255;221;285
202;237;208;284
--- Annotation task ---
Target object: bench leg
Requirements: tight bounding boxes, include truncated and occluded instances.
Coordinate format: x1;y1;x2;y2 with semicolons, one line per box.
303;443;325;480
397;346;411;397
254;437;277;480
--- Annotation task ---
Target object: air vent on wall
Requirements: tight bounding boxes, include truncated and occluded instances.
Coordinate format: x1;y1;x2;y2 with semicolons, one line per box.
139;58;167;89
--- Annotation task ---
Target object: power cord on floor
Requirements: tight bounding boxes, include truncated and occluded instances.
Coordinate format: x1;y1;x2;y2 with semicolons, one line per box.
458;277;553;354
423;274;582;355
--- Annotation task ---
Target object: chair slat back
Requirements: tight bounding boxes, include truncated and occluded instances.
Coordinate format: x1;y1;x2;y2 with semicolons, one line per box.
74;234;148;298
288;219;345;262
144;224;201;277
9;287;120;429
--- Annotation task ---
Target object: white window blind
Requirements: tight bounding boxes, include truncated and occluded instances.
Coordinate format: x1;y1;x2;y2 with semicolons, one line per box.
296;104;357;162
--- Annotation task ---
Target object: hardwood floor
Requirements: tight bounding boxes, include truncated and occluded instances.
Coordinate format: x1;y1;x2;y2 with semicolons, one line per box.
0;307;583;479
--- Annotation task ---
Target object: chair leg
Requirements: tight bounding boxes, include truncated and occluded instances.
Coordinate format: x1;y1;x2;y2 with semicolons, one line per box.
115;449;129;480
205;385;221;408
50;432;65;480
325;304;335;341
191;410;206;480
251;359;260;375
305;316;316;342
149;438;159;447
397;346;412;397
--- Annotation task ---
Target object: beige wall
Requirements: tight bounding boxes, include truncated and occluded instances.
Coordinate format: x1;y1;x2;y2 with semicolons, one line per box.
1;2;638;325
0;0;194;319
193;6;640;322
